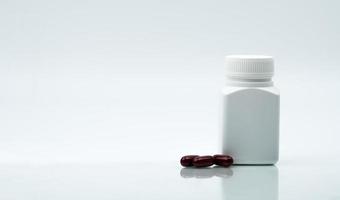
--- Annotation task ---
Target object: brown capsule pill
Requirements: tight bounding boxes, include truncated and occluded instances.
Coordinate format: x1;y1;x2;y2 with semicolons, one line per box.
180;155;199;167
213;154;233;167
192;156;214;167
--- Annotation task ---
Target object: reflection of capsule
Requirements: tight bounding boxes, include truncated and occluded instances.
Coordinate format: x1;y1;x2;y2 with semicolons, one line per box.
180;167;196;178
213;166;233;178
180;168;214;179
180;167;233;179
221;166;278;200
193;168;215;179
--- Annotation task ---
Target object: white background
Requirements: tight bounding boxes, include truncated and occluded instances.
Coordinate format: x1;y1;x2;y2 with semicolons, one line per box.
1;0;340;164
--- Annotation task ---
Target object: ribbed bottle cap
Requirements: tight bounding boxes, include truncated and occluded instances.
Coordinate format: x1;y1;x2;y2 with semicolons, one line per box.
225;55;274;80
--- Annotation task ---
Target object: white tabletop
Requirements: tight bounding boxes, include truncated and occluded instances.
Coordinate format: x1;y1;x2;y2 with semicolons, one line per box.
1;160;339;200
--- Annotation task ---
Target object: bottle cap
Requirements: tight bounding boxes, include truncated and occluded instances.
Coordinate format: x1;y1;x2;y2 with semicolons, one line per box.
225;55;274;80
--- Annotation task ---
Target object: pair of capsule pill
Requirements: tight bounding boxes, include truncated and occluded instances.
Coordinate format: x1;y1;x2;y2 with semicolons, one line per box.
180;154;233;168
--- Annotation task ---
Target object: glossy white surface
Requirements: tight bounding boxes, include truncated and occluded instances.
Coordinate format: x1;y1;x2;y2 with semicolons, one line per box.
1;161;339;200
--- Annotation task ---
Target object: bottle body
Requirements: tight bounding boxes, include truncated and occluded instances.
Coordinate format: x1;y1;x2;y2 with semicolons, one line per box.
221;86;280;164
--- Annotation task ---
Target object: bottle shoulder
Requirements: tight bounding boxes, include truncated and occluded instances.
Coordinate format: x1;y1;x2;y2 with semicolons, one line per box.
222;86;280;96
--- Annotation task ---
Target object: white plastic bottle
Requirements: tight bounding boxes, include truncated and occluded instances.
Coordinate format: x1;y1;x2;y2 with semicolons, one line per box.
221;55;279;164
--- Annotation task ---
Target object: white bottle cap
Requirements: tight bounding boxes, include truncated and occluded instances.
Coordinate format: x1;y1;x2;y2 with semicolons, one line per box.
225;55;274;80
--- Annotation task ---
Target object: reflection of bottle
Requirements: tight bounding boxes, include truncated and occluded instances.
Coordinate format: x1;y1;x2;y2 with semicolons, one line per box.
221;166;278;200
222;55;280;164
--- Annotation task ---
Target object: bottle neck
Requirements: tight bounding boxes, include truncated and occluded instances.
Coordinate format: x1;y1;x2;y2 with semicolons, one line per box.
226;77;273;87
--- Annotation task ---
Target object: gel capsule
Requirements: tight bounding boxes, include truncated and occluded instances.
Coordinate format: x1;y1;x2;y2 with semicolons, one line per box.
213;154;233;167
180;155;199;167
192;156;214;167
